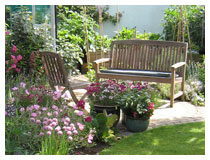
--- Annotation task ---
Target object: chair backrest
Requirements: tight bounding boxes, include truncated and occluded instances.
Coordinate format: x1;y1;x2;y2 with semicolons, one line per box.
39;52;68;88
109;40;188;74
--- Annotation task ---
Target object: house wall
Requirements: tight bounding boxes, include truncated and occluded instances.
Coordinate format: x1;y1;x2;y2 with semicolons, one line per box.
102;5;170;37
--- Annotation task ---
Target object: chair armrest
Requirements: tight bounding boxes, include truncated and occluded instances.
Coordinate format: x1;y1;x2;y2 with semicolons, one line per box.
171;62;186;69
93;58;111;64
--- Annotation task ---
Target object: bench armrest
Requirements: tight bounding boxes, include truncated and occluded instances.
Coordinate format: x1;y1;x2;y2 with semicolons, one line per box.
171;62;186;69
93;58;111;64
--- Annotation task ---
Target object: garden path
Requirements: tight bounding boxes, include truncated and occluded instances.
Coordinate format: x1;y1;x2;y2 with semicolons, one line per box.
69;75;205;136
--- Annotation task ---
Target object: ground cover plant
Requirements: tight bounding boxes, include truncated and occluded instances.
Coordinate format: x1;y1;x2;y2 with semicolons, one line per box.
100;122;205;155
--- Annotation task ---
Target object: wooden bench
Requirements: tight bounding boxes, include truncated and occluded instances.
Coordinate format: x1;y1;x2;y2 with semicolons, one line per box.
93;40;188;107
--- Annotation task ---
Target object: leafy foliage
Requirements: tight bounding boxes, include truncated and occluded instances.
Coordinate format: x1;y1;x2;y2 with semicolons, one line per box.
162;5;205;54
56;6;98;73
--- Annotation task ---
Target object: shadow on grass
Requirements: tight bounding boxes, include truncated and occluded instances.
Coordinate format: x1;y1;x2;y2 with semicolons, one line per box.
100;122;205;155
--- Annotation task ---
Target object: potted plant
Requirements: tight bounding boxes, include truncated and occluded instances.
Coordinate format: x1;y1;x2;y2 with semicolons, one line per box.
86;80;126;125
117;82;155;132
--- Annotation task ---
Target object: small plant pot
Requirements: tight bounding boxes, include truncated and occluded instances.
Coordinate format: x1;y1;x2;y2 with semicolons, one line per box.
92;105;120;127
125;116;149;132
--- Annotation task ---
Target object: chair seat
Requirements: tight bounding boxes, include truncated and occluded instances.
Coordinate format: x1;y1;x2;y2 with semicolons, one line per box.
100;69;179;78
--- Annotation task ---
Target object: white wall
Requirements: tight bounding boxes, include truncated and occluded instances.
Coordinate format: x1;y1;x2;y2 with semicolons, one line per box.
102;5;170;37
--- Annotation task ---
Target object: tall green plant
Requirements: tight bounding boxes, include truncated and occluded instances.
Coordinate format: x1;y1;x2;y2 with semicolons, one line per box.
162;5;205;54
56;6;98;73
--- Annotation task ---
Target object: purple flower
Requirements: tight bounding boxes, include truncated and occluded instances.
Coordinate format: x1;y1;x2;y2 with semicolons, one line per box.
57;131;63;136
68;136;73;141
65;117;70;123
67;131;72;136
25;89;30;95
39;132;44;137
12;87;18;91
53;111;58;117
52;105;58;110
30;118;35;122
20;82;26;88
34;104;40;110
47;131;51;136
72;104;78;110
31;113;37;118
55;126;61;132
42;107;48;111
19;107;25;112
36;120;41;125
73;130;78;135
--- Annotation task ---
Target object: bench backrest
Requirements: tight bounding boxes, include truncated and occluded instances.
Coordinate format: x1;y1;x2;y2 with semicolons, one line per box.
109;40;188;74
39;51;68;87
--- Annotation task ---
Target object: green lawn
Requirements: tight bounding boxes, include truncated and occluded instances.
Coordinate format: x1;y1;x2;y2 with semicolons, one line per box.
100;122;205;155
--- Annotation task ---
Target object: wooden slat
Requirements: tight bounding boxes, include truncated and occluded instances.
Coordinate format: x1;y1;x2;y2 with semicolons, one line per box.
118;44;123;68
165;46;170;71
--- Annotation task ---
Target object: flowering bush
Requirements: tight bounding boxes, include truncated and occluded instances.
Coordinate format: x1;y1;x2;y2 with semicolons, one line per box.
185;78;205;106
6;81;95;155
117;82;155;120
86;80;126;106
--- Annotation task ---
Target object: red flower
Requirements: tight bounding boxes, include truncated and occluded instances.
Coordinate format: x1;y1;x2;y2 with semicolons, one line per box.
133;112;137;117
85;116;92;122
77;99;85;109
148;102;154;110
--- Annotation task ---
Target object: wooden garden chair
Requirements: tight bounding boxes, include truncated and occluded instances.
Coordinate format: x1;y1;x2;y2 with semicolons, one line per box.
39;51;90;104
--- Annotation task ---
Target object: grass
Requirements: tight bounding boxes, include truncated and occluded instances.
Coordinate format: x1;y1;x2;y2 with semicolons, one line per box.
100;122;205;155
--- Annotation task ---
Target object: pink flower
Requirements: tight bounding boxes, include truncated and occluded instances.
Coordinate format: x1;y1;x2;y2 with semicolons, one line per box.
73;130;78;135
67;131;72;136
20;82;26;88
5;111;7;115
133;112;137;118
42;107;48;111
15;68;20;73
88;134;93;143
12;45;17;53
19;107;25;112
11;97;15;103
77;111;84;117
52;118;58;123
47;126;53;131
51;122;57;127
52;105;58;110
25;89;30;95
65;117;70;123
77;122;85;131
34;104;40;110
85;116;92;122
39;132;44;137
47;112;52;116
5;30;10;35
30;118;35;122
47;131;51;136
53;111;58;117
43;126;48;130
44;117;48;121
43;121;48;125
11;64;16;69
57;131;63;136
11;88;17;94
72;104;78;110
31;113;37;118
5;61;9;65
36;120;41;125
64;121;69;126
148;102;154;110
17;55;22;61
47;119;53;124
55;126;61;132
68;136;73;142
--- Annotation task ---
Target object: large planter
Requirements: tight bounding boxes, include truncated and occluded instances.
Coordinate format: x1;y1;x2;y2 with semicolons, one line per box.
125;115;149;132
92;104;120;126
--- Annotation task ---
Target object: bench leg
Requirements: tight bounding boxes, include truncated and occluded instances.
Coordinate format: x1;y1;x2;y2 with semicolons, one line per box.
170;68;175;108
